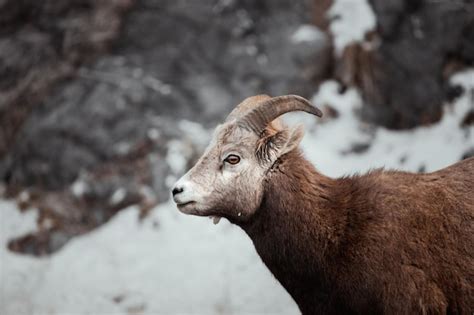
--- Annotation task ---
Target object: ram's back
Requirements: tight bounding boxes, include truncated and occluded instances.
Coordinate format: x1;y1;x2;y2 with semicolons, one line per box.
430;156;474;204
346;157;474;313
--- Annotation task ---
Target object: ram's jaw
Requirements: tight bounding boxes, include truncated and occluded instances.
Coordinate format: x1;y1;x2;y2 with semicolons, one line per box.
177;202;224;225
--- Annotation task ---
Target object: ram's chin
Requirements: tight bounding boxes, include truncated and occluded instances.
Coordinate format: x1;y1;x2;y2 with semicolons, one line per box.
177;203;223;225
176;201;199;215
177;202;210;215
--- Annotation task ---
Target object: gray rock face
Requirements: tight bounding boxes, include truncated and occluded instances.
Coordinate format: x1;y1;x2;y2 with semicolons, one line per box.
1;0;330;254
342;0;474;129
0;0;133;156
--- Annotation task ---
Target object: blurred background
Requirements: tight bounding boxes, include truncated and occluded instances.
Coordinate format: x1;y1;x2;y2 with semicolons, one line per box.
1;0;473;314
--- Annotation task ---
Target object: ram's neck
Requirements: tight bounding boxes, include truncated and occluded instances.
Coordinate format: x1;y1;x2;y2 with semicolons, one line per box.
240;149;348;301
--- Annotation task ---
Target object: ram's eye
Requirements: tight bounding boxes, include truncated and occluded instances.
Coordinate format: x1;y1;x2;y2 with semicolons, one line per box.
224;154;240;165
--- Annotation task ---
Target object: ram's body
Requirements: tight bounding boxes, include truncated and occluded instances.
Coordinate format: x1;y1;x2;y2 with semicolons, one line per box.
172;94;474;314
242;150;474;314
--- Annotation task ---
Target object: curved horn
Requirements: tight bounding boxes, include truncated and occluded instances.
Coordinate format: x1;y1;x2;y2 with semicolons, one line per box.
237;95;323;134
225;94;271;122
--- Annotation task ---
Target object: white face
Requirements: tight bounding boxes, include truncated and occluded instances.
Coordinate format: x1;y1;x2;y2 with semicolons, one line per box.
171;94;319;224
172;119;305;224
172;123;266;222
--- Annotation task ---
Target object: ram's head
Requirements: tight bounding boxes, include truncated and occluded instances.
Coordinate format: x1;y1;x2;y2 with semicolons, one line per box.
172;95;322;224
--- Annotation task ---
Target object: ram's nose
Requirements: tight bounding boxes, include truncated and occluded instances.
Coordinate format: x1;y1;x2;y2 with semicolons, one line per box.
171;185;186;204
172;186;184;196
172;174;196;205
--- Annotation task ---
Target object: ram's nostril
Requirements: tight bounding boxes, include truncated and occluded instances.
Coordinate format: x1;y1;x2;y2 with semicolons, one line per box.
172;186;184;196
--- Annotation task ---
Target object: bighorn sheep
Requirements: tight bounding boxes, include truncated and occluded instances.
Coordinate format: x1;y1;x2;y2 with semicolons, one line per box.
172;95;474;314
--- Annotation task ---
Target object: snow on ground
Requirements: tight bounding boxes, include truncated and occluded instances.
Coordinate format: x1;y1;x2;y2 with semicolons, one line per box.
1;70;473;315
1;200;298;315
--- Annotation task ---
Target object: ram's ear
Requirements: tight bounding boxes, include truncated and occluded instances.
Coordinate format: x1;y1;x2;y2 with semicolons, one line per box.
256;124;305;163
278;124;305;157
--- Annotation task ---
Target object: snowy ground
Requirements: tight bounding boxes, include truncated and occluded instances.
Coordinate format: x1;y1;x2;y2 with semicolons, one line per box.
1;200;297;315
1;69;473;315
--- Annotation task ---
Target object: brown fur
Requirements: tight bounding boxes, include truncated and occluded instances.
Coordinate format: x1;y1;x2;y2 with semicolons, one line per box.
239;151;474;314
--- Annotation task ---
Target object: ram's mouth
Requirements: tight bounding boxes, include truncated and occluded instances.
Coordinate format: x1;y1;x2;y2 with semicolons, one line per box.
177;201;195;208
176;201;197;214
176;202;223;225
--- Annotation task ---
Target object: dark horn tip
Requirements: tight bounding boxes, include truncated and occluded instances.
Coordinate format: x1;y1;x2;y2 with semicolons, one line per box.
287;94;323;118
312;107;323;118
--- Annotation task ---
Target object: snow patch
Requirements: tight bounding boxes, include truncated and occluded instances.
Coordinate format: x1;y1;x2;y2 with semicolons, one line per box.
109;188;126;205
179;119;211;148
165;174;177;188
166;140;189;175
71;179;88;197
17;191;30;204
291;24;325;43
1;202;39;243
328;0;376;55
146;127;160;140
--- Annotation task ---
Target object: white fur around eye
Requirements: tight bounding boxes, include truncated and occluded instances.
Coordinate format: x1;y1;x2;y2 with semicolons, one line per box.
222;169;234;181
222;158;247;180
